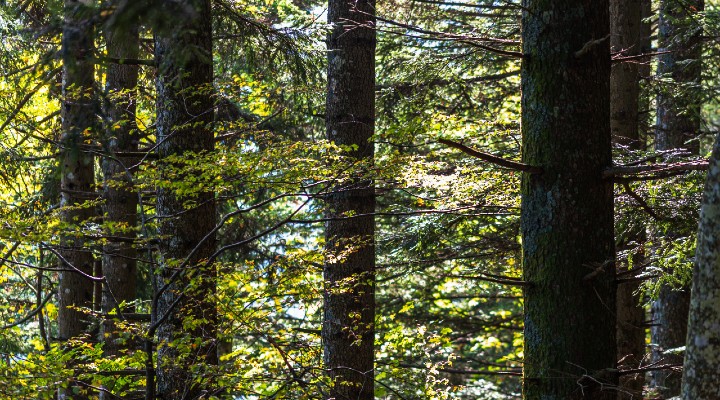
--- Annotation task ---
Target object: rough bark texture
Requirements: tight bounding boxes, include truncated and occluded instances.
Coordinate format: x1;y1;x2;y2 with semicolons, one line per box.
650;1;703;397
98;7;140;399
654;0;704;153
611;0;643;148
610;1;649;397
154;1;218;399
681;133;720;398
58;0;96;342
101;2;139;356
58;1;96;398
521;1;616;399
322;0;376;398
650;287;690;396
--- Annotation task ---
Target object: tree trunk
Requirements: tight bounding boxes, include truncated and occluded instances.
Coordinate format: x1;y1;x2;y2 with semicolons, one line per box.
521;1;616;399
654;0;704;153
100;5;140;397
322;0;376;397
58;1;96;398
154;1;217;399
610;0;649;397
681;132;720;398
650;1;703;397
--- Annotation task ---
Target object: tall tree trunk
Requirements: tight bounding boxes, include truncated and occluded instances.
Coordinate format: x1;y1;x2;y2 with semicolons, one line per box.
154;1;217;399
650;1;703;397
58;1;96;398
610;0;649;397
100;4;140;397
654;0;704;153
322;0;376;397
521;1;616;399
681;132;720;398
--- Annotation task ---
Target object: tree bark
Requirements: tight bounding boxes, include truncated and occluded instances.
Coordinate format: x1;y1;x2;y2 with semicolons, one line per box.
99;4;140;397
521;1;616;399
681;132;720;398
650;1;703;397
654;0;704;153
154;1;217;399
322;0;376;398
58;1;97;398
610;0;649;397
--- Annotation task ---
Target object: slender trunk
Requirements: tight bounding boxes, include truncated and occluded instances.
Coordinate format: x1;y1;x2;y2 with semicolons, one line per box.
681;132;720;397
654;0;704;153
650;1;704;397
610;1;649;397
154;1;217;399
322;0;376;398
100;5;140;397
521;1;616;399
58;1;96;398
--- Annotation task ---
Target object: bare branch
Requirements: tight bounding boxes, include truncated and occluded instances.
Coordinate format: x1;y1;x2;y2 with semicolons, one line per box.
604;160;708;181
438;138;543;174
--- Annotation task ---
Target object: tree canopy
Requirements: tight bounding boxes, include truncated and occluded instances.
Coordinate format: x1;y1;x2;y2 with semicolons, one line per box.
0;0;719;399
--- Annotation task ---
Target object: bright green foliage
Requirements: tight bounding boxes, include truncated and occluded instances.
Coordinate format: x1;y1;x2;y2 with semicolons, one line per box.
0;0;715;399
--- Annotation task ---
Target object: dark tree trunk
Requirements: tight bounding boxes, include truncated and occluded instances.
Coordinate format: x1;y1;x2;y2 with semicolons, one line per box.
58;1;96;398
521;1;616;399
154;1;217;399
650;1;703;397
611;0;644;148
681;132;720;398
322;0;376;397
101;0;140;354
99;6;140;398
610;0;649;397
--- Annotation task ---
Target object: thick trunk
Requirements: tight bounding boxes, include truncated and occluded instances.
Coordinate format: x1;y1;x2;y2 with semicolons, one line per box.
322;0;376;398
154;1;217;399
101;1;139;354
610;1;649;397
99;6;140;398
681;133;720;398
650;1;703;397
521;1;616;399
58;1;96;398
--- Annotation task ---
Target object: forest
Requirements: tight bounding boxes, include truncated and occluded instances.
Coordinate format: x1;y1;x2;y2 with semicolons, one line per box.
0;0;719;399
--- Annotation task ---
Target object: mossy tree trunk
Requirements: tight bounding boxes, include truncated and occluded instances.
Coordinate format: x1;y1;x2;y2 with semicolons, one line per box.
58;1;97;398
322;0;376;398
154;1;217;398
610;0;650;397
650;1;703;397
521;1;616;399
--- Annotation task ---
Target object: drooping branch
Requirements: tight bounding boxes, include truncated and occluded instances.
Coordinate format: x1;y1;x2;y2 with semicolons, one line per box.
621;182;662;221
438;138;543;174
354;11;524;59
0;291;54;330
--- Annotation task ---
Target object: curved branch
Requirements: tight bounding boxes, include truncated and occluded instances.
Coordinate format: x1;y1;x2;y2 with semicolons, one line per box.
438;138;543;174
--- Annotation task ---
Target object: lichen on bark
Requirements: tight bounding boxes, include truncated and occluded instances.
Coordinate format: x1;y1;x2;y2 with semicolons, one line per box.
682;132;720;398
